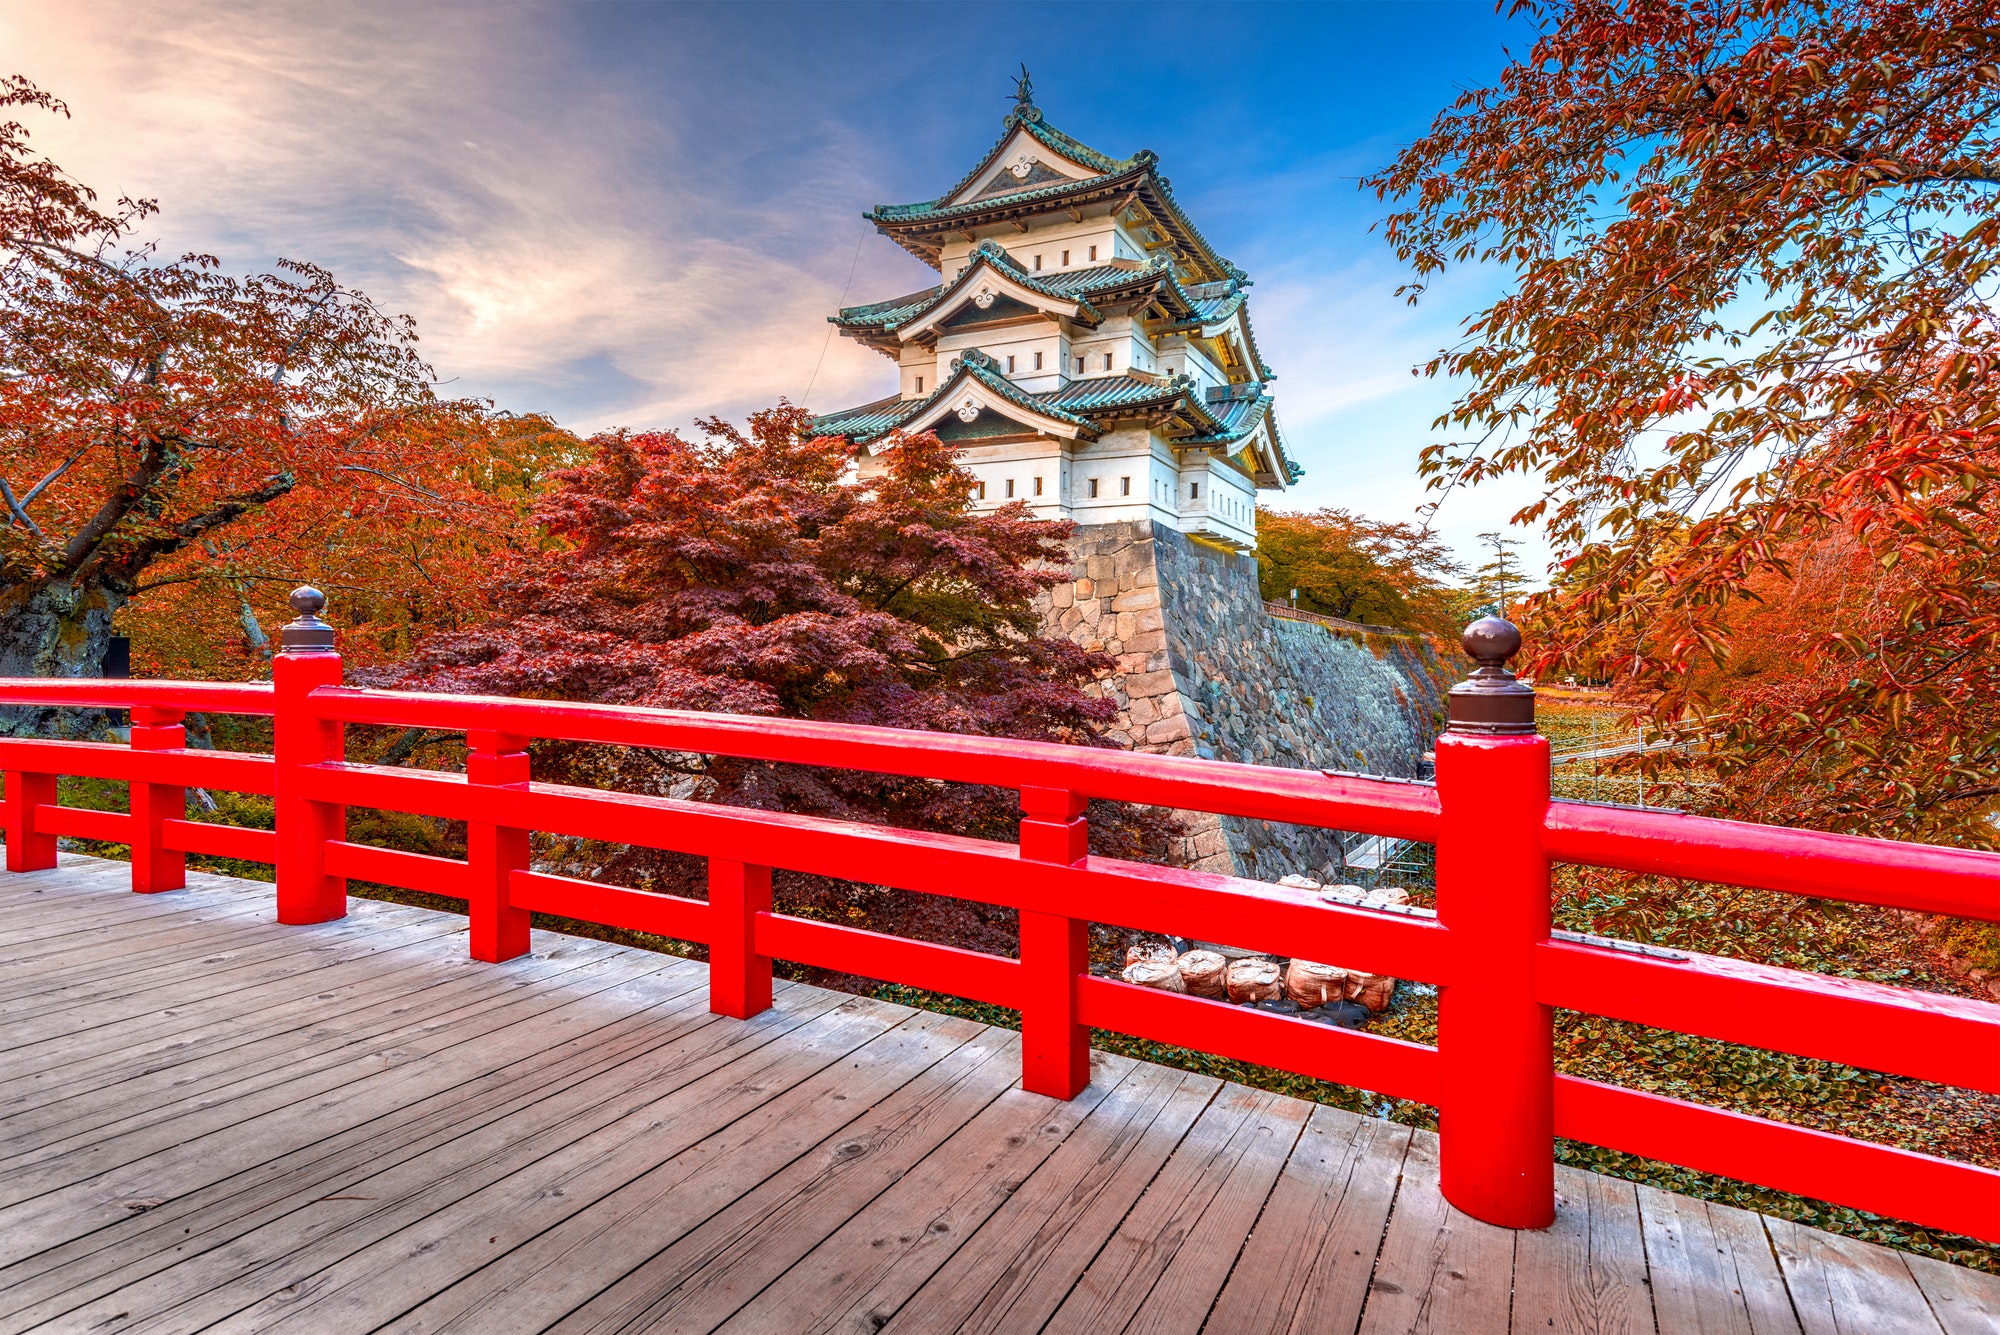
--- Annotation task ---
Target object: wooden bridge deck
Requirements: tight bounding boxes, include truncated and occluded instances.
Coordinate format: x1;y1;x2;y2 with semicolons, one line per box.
1;856;1994;1334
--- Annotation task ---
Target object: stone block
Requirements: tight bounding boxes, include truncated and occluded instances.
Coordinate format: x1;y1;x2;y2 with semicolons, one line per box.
1050;584;1073;609
1128;694;1159;725
1115;612;1136;640
1110;588;1160;613
1125;670;1176;698
1123;630;1166;654
1086;555;1115;582
1074;577;1093;599
1078;598;1102;625
1146;715;1192;745
1114;542;1153;577
1059;606;1082;631
1135;607;1164;633
1155;693;1183;719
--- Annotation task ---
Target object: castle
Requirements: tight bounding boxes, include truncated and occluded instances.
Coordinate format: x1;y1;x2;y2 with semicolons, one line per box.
809;78;1295;554
811;81;1444;880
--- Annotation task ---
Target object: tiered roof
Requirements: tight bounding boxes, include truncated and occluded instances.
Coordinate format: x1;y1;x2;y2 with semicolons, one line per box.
830;241;1274;378
866;105;1246;287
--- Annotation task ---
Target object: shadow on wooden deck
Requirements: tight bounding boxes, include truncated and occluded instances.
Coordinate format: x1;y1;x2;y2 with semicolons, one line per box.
0;855;1993;1334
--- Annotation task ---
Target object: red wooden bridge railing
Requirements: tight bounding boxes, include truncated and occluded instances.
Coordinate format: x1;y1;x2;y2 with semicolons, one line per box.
1;591;1994;1242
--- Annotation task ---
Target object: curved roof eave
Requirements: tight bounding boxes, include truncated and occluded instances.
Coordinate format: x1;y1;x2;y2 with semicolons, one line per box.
891;243;1103;340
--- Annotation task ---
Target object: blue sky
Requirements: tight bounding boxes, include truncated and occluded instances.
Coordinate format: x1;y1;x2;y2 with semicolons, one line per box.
1;0;1547;573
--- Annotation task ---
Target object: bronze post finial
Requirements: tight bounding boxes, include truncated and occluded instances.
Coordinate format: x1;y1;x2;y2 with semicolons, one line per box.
1447;615;1535;735
280;585;336;653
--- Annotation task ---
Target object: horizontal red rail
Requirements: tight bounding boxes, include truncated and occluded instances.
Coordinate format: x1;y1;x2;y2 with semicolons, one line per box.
0;740;276;793
1543;801;2000;922
1554;1075;2000;1243
509;870;709;942
0;681;275;714
754;913;1022;1009
293;762;1448;983
162;820;276;863
32;804;130;843
1537;938;2000;1095
1077;975;1441;1106
322;841;469;897
305;686;1444;842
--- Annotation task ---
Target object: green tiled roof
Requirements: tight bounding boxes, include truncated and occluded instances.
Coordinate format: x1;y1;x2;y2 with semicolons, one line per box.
832;285;944;331
1182;392;1273;446
1042;374;1204;417
805;393;926;440
931;105;1140;210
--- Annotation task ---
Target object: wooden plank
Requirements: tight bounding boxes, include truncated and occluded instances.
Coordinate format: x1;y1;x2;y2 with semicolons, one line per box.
704;1063;1122;1335
1767;1215;1945;1335
1041;1083;1308;1335
1636;1183;1802;1335
0;899;440;1026
0;921;545;1165
0;962;759;1329
98;997;935;1335
1202;1107;1415;1335
883;1062;1217;1335
1510;1164;1658;1334
0;936;662;1235
1904;1250;2000;1335
0;914;474;1121
1355;1129;1517;1335
545;1026;1028;1334
0;895;280;988
374;1009;992;1334
300;1009;991;1335
0;901;455;1059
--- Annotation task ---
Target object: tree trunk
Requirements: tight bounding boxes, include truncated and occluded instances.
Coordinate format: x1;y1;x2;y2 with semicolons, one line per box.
0;573;124;735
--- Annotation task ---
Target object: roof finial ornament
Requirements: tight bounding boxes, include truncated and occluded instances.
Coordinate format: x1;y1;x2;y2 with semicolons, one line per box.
1012;63;1034;109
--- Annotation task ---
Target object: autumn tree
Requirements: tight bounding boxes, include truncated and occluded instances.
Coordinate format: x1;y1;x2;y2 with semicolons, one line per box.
1254;506;1468;635
1370;0;2000;841
0;75;482;725
120;412;582;681
392;406;1130;840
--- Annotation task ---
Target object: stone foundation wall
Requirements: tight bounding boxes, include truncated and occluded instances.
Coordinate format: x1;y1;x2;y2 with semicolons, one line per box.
1038;520;1450;880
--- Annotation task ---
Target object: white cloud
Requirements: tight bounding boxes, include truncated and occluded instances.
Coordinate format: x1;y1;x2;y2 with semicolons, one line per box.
0;0;899;432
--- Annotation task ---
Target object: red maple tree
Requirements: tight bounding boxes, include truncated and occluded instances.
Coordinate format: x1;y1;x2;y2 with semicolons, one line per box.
392;406;1128;841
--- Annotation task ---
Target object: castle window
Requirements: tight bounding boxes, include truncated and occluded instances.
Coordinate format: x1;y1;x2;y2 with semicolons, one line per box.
1075;356;1084;374
1089;245;1098;261
1034;476;1043;496
1033;254;1043;271
1103;353;1113;371
915;376;923;393
1034;351;1043;370
974;481;986;500
1088;478;1099;498
1061;249;1070;265
1121;476;1131;496
1191;482;1201;500
1007;355;1016;372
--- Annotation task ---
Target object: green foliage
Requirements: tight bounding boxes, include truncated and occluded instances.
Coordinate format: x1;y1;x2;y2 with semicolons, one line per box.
1254;507;1470;635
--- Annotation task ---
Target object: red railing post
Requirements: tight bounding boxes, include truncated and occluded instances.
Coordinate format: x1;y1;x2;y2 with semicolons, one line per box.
709;858;773;1018
1018;785;1090;1098
127;706;187;893
466;728;531;962
272;588;347;925
4;769;56;872
1434;617;1554;1229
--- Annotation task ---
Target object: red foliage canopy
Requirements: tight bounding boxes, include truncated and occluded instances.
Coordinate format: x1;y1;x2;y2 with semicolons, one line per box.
394;407;1120;835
